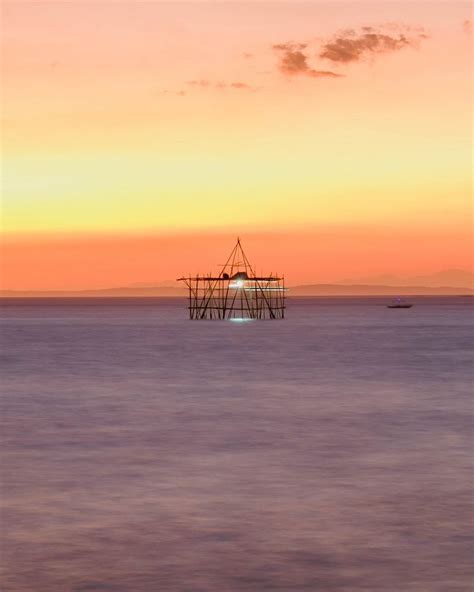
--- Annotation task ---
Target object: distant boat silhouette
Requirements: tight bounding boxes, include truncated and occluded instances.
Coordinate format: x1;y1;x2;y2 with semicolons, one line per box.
387;298;413;309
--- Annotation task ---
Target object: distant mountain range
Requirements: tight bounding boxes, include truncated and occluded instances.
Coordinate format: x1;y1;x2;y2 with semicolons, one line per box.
1;269;472;298
288;284;472;296
1;285;472;298
0;287;188;298
336;269;473;289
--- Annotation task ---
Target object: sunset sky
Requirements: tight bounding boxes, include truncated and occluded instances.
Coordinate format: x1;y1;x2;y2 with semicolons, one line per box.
1;1;472;290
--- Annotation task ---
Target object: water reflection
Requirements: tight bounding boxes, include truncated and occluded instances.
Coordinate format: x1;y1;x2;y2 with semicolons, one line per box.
1;297;472;591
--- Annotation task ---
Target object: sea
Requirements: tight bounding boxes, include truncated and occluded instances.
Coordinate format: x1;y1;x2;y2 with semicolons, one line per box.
0;296;472;592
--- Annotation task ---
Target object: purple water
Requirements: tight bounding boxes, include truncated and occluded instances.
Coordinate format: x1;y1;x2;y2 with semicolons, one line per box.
1;297;473;591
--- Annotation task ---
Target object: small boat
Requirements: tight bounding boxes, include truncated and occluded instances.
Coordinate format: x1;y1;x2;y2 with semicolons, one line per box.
387;298;413;309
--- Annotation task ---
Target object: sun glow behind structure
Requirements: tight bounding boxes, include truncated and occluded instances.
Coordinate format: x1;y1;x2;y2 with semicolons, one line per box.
229;279;245;289
177;239;286;320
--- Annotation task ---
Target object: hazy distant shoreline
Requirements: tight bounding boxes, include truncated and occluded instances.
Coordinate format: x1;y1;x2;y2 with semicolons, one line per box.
1;285;472;298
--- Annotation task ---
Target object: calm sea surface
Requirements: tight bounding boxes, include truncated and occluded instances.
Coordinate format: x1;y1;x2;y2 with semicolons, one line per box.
1;297;473;591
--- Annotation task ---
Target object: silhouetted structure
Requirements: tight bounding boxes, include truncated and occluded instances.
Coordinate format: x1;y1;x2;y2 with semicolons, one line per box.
177;239;285;320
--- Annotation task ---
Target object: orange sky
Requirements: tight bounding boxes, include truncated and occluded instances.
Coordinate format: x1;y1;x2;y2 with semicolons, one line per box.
1;1;472;290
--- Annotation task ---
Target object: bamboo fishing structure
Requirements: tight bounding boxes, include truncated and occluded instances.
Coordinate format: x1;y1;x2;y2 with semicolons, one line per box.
177;239;286;320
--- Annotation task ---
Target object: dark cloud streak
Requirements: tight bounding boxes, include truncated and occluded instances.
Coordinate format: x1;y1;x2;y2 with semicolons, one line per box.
184;80;257;92
186;79;211;87
273;42;343;79
319;27;426;64
230;82;253;89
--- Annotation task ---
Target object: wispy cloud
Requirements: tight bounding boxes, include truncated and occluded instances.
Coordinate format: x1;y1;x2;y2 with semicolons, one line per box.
272;42;343;79
229;82;253;90
273;42;308;52
182;23;427;94
463;19;472;36
319;25;427;64
155;89;187;97
184;80;257;92
186;79;211;87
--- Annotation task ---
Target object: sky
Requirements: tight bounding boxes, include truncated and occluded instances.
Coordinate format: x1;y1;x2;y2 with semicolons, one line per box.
1;1;472;290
